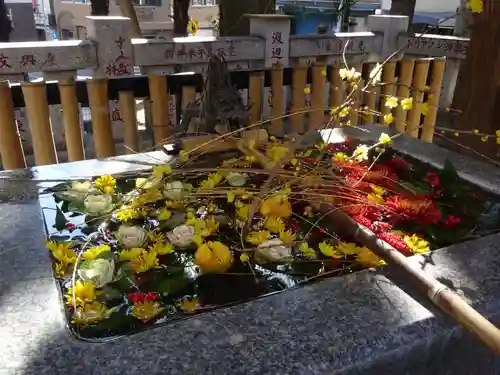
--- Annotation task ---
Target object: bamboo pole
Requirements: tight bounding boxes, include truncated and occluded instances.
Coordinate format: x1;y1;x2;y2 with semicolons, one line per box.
58;78;85;161
314;203;500;355
0;81;26;170
118;91;139;154
249;72;263;126
182;85;197;133
86;78;115;158
290;63;307;134
21;82;58;166
394;60;415;133
421;59;446;143
148;75;171;148
406;59;430;138
269;66;284;135
310;62;326;130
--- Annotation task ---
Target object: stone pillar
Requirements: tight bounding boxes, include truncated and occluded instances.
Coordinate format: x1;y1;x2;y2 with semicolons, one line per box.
246;14;292;129
367;15;409;61
85;16;134;153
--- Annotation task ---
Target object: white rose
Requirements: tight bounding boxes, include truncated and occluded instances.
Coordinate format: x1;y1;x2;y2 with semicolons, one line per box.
136;174;162;190
117;225;147;248
78;258;115;288
84;194;113;216
63;181;92;200
256;239;292;263
167;225;195;248
225;172;248;187
164;181;185;201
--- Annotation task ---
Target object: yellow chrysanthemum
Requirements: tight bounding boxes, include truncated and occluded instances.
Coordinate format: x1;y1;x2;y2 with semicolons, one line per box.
298;242;316;258
82;244;111;261
187;217;219;237
118;247;143;262
318;241;335;257
46;241;77;265
94;175;116;194
260;195;292;218
246;231;271;245
72;301;113;325
178;296;199;314
404;234;430;254
115;206;141;222
265;217;286;233
355;249;385;268
130;250;159;274
149;242;174;256
236;201;251;221
279;229;297;245
198;173;223;190
131;301;165;322
195;241;233;273
65;280;98;306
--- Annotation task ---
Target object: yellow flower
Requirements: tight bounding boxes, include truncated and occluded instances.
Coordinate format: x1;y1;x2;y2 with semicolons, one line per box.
370;185;386;196
72;301;113;325
227;191;236;203
303;87;311;94
46;241;77;265
236;201;250;221
383;113;394;125
384;96;398;109
187;217;219;237
240;252;250;263
355;249;385;268
131;301;165;322
119;247;143;262
65;280;98;306
131;250;159;273
401;97;413;111
496;130;500;137
421;102;429;116
157;208;172;221
148;230;165;243
178;296;199;314
195;241;233;273
336;242;363;255
333;152;347;162
132;189;163;207
367;193;384;205
318;241;335;257
369;63;382;84
265;217;286;233
466;0;483;13
267;145;290;164
115;206;141;222
82;244;111;261
404;234;430;254
496;137;500;145
321;69;327;77
352;144;369;162
378;133;392;145
299;242;316;258
149;242;174;256
339;67;361;81
260;195;292;218
279;229;296;245
152;164;172;178
54;261;68;278
198;172;223;190
481;136;489;142
187;19;199;35
94;175;116;194
247;231;270;245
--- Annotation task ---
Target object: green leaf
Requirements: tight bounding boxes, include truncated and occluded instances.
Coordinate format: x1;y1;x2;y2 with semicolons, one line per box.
79;260;92;269
100;285;123;300
68;201;86;213
53;206;69;231
143;271;192;295
439;159;459;184
96;251;115;260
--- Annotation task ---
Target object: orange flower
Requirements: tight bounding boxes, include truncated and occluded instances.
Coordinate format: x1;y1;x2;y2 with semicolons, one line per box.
385;195;441;224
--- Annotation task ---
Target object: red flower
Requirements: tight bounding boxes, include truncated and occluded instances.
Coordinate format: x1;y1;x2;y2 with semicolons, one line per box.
352;215;376;232
385;195;441;224
444;215;461;227
127;292;158;304
378;232;411;254
65;223;76;232
425;172;440;188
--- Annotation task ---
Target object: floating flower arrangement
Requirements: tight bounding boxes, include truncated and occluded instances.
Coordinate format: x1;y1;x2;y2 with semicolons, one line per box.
43;134;499;340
